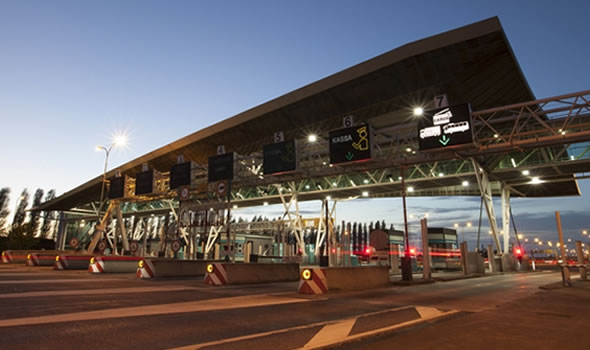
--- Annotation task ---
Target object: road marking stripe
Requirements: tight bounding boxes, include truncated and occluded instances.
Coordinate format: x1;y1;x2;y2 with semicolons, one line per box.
415;306;443;319
0;278;123;284
304;318;356;348
0;294;309;327
0;285;201;299
297;306;459;350
169;306;414;350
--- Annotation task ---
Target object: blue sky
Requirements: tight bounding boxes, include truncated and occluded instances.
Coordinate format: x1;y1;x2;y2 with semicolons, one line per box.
1;1;589;247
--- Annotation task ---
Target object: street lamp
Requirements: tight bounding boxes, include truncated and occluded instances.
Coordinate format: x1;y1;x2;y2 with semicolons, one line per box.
95;134;127;215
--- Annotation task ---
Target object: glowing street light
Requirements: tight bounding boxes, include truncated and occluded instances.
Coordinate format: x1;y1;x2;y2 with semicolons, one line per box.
96;133;128;215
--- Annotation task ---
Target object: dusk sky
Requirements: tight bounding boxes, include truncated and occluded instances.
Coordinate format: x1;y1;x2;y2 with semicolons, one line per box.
1;1;589;249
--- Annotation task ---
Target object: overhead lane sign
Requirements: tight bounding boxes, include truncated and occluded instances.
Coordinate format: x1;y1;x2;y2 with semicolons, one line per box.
418;104;474;151
263;139;298;175
208;152;234;182
329;124;372;164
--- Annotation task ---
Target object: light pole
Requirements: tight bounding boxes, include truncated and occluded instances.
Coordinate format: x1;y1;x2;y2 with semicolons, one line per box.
95;135;127;216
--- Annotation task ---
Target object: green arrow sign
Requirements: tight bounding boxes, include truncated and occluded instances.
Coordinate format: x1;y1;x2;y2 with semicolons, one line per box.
345;152;354;161
439;135;451;146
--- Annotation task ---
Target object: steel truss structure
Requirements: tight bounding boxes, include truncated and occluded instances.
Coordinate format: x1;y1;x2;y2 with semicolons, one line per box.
58;91;590;255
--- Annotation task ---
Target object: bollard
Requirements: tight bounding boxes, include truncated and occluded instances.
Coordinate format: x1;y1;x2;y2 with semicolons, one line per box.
576;241;587;280
421;219;431;280
390;244;400;274
555;211;571;286
460;242;468;275
487;245;495;272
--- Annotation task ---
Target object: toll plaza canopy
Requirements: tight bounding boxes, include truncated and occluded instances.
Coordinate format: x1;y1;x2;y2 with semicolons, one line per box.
36;16;590;214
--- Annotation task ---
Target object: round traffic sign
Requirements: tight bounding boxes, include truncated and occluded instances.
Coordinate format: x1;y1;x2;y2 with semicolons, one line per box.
171;240;181;252
69;237;79;248
179;186;190;201
97;240;107;252
216;181;227;197
129;241;139;253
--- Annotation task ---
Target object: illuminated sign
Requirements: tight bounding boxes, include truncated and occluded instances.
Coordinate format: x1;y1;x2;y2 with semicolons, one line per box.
208;152;234;182
108;176;126;199
170;162;191;189
329;124;372;164
263;139;298;175
418;104;473;150
135;169;154;195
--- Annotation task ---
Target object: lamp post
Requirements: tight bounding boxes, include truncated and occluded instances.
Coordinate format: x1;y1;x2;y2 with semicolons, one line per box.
95;135;127;216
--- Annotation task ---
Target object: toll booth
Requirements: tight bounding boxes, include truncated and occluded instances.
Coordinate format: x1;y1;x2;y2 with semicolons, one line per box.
427;227;460;270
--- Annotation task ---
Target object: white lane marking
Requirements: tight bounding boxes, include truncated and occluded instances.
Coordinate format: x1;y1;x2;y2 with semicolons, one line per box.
304;318;356;348
297;306;459;350
0;286;201;299
169;306;416;350
415;306;443;319
0;294;310;327
0;278;123;284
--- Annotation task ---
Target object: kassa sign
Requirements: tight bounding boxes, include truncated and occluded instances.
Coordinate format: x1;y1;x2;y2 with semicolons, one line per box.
329;124;372;164
417;104;474;151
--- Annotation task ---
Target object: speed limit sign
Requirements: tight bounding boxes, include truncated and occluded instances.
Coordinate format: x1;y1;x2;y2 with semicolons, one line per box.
171;240;181;253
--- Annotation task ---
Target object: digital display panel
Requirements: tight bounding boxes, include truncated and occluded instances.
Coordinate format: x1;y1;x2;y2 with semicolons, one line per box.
329;124;372;164
417;104;473;151
208;152;234;182
263;139;297;175
170;162;192;189
108;176;126;199
135;170;154;195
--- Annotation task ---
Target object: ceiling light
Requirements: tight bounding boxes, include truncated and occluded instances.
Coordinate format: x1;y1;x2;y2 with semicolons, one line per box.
407;186;414;192
308;134;317;142
462;181;469;187
530;177;542;184
362;191;369;197
413;107;424;116
522;170;530;176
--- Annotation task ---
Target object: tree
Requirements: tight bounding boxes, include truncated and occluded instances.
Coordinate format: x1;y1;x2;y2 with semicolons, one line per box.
0;188;10;236
29;188;44;236
12;189;29;230
41;189;56;239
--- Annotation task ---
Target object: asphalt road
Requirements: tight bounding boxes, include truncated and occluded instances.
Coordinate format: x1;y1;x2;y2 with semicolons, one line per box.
0;264;566;350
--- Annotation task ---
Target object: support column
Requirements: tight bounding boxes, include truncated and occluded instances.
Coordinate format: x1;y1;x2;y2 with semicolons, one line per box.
501;184;511;254
115;203;130;252
471;158;503;254
421;218;431;280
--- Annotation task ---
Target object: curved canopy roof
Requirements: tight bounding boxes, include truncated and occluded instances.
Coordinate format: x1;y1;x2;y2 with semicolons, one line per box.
38;16;541;211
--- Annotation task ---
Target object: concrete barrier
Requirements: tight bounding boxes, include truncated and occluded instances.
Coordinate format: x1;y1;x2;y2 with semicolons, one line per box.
136;259;221;278
501;253;516;272
26;252;62;266
54;254;96;270
89;256;144;273
1;250;72;264
466;252;485;274
298;266;390;294
205;263;300;285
